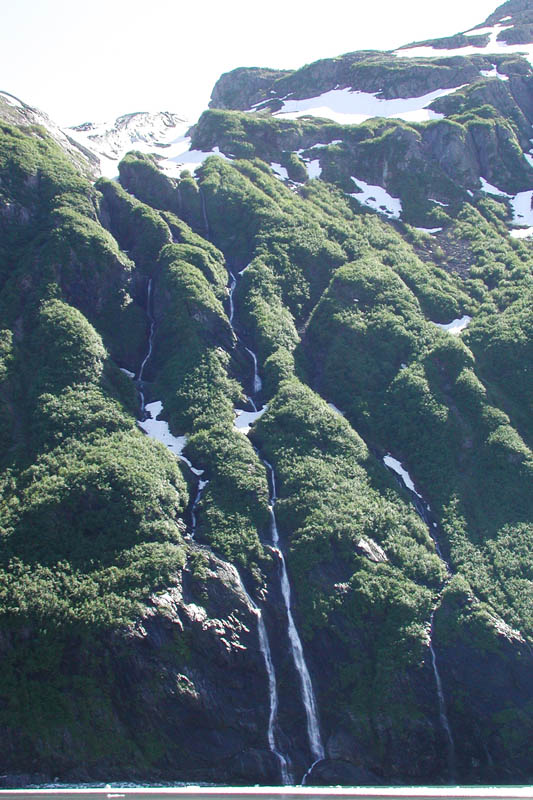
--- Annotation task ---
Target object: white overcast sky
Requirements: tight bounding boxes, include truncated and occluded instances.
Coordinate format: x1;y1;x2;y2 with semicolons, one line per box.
1;0;502;126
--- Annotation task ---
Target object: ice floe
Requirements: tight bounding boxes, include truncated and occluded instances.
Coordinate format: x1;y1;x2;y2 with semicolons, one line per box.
350;177;402;219
383;454;422;497
267;86;467;125
432;315;472;334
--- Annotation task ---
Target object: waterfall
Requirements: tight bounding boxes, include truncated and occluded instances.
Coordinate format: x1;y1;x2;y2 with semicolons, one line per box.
226;266;324;777
229;566;292;785
190;480;208;536
429;612;457;782
228;273;236;326
264;459;325;763
245;347;263;394
383;455;456;781
200;189;210;237
134;273;291;781
137;278;155;416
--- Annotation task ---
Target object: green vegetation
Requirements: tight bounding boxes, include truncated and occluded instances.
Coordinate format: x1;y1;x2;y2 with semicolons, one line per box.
2;35;533;782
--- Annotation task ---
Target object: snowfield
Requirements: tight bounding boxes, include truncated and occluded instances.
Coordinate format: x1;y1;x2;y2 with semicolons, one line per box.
262;85;466;125
67;112;229;179
395;22;533;63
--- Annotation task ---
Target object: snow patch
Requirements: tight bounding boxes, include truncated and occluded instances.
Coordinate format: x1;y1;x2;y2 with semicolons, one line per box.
350;177;402;219
524;153;533;168
480;65;509;81
306;159;322;179
383;454;422;497
328;403;345;417
511;190;533;225
396;23;533;63
119;367;135;378
433;315;472;334
234;405;267;435
0;91;24;108
138;400;204;475
357;538;388;563
268;86;465;125
510;226;533;238
271;162;289;180
308;140;342;149
479;177;511;197
429;198;449;207
68;112;229;179
415;227;443;234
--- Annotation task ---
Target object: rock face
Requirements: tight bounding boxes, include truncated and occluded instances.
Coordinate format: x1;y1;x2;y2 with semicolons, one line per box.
0;91;100;179
0;547;278;785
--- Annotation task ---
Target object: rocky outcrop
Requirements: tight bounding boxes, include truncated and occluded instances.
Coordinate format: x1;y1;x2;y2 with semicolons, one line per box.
433;587;533;784
0;546;278;785
0;92;100;179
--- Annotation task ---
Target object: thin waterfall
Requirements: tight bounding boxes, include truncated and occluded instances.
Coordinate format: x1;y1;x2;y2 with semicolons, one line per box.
264;459;325;763
200;189;209;237
229;565;292;785
228;266;325;775
383;456;456;781
228;273;236;325
190;480;208;535
245;347;263;394
137;278;155;416
429;611;457;782
135;273;290;781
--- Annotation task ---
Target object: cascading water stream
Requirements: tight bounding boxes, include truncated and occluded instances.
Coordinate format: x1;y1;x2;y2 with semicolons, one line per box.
245;347;262;394
136;274;290;781
200;189;210;237
137;278;155;416
231;565;291;785
429;611;457;782
264;459;325;764
228;267;325;775
383;455;456;782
